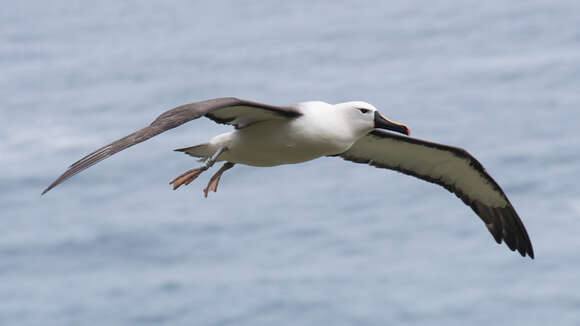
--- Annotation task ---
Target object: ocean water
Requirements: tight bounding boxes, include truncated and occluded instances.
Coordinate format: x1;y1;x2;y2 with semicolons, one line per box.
2;1;580;325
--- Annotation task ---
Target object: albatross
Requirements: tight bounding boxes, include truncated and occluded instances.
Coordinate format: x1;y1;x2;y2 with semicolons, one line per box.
42;97;534;259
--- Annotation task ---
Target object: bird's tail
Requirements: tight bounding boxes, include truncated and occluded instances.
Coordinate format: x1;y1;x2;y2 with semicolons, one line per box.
174;143;212;162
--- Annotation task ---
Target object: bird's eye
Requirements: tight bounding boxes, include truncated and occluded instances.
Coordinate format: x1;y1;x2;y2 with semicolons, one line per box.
358;108;370;114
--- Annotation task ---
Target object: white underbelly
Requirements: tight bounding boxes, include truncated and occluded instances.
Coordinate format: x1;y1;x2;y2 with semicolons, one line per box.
216;120;353;167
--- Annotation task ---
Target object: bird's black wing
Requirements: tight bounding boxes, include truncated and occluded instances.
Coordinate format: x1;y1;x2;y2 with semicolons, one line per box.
42;97;301;194
338;130;534;259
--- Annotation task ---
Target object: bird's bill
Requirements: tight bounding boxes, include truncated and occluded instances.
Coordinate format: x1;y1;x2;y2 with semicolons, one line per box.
374;111;410;136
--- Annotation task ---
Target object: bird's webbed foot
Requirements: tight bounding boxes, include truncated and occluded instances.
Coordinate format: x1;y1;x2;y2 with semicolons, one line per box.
170;167;206;190
203;162;235;197
169;146;229;191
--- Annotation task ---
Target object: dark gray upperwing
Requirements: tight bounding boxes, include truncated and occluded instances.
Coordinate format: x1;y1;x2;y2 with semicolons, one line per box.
338;130;534;259
42;97;301;194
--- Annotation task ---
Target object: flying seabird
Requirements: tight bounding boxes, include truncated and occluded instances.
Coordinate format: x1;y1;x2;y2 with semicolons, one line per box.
42;97;534;259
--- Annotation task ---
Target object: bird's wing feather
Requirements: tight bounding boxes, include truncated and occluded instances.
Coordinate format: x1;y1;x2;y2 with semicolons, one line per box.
338;130;534;258
42;97;301;194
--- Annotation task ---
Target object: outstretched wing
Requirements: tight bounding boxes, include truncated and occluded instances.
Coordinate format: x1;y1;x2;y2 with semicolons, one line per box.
338;130;534;259
42;97;301;194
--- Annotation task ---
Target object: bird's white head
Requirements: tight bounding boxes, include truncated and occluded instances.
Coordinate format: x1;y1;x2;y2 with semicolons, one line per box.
334;101;410;137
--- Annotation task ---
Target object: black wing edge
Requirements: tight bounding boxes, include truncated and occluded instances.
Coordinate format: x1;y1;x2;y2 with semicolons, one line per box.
203;98;301;127
41;97;301;195
338;130;534;259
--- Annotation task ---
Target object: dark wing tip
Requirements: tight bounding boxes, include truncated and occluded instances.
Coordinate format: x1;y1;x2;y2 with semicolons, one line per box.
474;201;534;259
41;186;51;196
40;142;115;195
42;180;63;195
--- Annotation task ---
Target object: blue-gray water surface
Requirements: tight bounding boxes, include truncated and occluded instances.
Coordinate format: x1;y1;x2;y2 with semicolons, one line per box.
2;1;580;325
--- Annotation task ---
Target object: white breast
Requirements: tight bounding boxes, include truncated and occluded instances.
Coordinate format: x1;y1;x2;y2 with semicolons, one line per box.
214;102;359;166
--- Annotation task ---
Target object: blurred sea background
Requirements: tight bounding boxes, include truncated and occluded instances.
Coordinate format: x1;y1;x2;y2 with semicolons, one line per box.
2;1;580;325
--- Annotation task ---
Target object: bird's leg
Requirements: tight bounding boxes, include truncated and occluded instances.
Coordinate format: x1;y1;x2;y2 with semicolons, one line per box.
169;146;228;190
203;162;235;198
